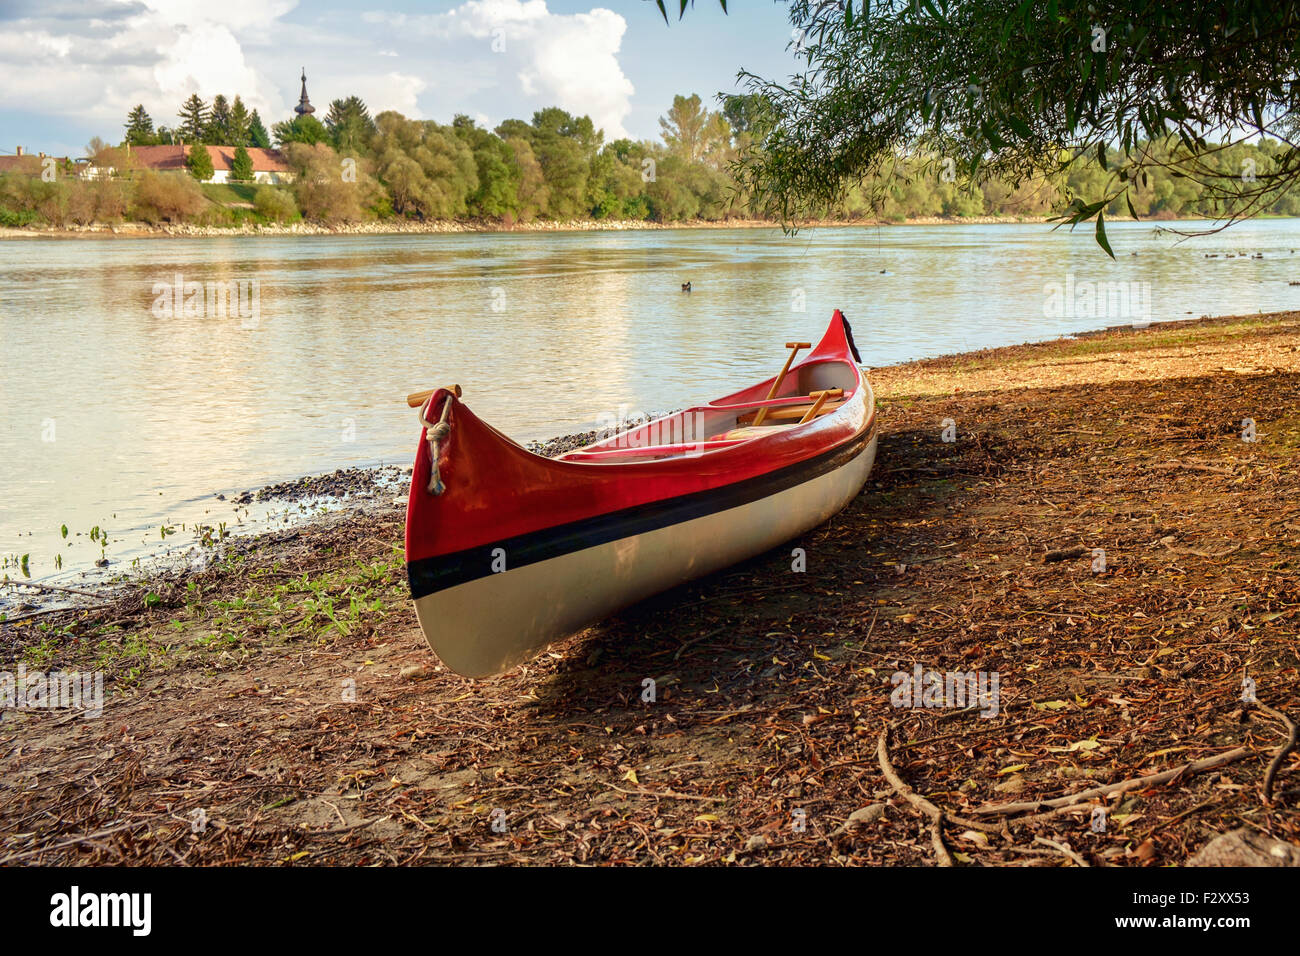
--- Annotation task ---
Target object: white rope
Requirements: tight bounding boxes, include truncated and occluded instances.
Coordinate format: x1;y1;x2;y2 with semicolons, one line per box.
418;393;455;495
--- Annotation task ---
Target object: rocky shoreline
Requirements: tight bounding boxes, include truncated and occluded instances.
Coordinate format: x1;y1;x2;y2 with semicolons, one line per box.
0;214;1051;241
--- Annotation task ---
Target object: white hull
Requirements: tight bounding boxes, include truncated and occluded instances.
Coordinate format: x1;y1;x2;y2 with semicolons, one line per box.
413;432;878;677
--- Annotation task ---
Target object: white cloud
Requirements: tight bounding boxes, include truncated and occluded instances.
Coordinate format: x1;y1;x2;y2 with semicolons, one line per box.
363;0;635;139
331;72;428;119
0;0;635;147
0;0;292;127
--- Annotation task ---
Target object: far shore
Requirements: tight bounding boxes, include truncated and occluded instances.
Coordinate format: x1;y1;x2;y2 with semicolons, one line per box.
0;212;1067;240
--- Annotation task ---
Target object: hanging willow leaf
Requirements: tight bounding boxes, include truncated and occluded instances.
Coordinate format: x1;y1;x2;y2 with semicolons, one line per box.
1095;209;1115;259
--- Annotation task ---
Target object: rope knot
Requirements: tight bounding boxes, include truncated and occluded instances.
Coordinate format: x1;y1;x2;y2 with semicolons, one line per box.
419;393;456;495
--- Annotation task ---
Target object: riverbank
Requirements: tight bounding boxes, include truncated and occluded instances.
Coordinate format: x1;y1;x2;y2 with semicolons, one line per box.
2;310;1298;866
0;213;1050;240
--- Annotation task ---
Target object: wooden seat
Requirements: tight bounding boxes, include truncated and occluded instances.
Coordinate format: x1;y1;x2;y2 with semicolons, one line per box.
736;388;845;426
736;400;845;426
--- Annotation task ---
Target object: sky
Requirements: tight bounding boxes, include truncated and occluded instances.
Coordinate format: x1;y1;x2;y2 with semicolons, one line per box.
0;0;802;157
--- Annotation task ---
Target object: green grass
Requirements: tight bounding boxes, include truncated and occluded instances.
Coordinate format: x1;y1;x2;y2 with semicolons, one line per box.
201;182;259;205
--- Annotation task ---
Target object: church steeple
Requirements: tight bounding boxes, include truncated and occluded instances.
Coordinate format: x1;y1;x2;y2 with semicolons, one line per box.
294;69;315;117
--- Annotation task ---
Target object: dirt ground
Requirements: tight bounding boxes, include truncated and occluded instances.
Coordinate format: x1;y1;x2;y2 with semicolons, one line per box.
2;311;1298;866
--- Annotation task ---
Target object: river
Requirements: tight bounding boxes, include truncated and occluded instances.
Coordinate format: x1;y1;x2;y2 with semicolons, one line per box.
3;218;1299;591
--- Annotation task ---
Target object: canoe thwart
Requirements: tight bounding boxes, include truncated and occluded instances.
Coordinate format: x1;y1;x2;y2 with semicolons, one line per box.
799;388;843;424
736;391;846;426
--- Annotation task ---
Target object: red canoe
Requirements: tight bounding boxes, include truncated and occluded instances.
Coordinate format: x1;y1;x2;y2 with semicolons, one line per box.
405;310;878;677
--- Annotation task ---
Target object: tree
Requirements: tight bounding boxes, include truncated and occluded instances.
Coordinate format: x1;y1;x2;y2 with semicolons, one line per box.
177;94;208;143
185;145;214;182
253;185;298;222
452;116;521;220
273;114;329;146
504;136;549;221
248;110;271;149
497;108;599;219
721;94;772;139
230;146;254;182
371;112;478;219
132;171;207;223
645;155;700;221
228;97;252;147
282;142;382;222
587;143;648;219
206;94;232;144
733;0;1300;252
659;94;711;163
125;105;155;146
325;96;377;154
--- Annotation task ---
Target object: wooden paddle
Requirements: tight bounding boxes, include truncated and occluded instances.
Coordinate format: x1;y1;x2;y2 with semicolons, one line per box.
406;383;462;408
752;341;811;426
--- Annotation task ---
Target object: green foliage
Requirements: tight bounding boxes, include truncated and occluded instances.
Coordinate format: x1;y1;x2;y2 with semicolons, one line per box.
185;145;215;182
0;206;37;227
248;111;271;149
177;94;208;143
205;94;232;144
253;185;299;222
125;105;155;146
731;0;1300;251
660;94;732;167
504;136;549;221
228;96;252;147
131;170;209;223
498;108;601;219
273;114;329;146
230;145;254;182
283;142;382;222
452;115;521;220
372;112;478;219
325;96;377;154
45;61;1300;233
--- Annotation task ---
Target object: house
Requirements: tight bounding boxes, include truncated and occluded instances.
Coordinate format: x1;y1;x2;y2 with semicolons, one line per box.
127;145;294;184
0;146;74;175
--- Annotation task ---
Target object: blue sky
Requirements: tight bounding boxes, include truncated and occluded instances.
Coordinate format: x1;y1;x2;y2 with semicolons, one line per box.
0;1;801;157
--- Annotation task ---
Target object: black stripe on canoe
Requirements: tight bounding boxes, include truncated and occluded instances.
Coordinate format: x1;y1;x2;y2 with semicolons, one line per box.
407;423;876;601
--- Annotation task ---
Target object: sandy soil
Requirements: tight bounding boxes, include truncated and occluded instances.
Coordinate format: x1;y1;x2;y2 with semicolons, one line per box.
1;311;1297;866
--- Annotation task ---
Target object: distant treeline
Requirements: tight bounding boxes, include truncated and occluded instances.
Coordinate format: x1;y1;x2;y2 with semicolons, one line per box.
4;90;1300;228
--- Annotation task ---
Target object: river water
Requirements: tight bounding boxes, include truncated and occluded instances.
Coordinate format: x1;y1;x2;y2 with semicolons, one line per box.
3;218;1300;590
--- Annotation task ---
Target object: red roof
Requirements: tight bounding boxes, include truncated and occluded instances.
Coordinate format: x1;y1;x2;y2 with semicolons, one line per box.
0;154;70;173
129;145;290;174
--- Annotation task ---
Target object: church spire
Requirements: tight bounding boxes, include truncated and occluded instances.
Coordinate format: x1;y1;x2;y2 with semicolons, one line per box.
295;69;315;117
